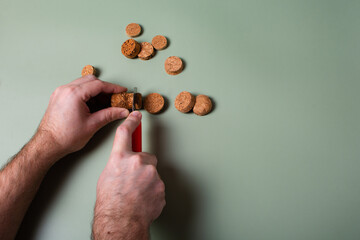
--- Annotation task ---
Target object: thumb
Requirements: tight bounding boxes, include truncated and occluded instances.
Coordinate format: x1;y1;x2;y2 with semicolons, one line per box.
112;111;142;154
89;107;129;131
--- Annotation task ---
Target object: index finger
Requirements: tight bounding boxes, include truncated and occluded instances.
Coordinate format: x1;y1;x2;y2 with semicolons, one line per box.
79;79;127;101
112;111;142;154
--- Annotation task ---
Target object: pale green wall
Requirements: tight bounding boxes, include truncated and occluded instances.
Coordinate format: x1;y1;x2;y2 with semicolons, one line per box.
1;0;360;239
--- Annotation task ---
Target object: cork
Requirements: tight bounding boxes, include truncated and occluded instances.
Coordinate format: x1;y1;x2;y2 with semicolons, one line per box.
165;56;183;75
121;39;141;59
111;92;142;109
138;42;155;60
125;23;142;37
144;93;165;114
193;95;212;116
81;65;96;76
152;35;167;50
174;91;195;113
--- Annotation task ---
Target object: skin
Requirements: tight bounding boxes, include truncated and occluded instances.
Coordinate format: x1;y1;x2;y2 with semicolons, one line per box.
0;75;165;240
92;111;166;239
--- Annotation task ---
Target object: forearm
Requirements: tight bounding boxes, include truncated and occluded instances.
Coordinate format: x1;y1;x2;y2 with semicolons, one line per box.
0;130;63;240
92;199;149;240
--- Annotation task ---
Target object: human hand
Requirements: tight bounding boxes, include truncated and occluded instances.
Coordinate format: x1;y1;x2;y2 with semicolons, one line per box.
92;111;166;240
38;75;129;159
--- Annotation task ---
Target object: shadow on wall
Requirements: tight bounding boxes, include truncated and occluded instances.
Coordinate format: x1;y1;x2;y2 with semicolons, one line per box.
149;118;198;240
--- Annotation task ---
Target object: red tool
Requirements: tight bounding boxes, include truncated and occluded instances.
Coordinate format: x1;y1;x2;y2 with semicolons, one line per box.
131;87;142;152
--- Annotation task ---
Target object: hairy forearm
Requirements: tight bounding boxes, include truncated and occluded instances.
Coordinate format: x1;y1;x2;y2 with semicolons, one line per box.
92;199;149;240
92;216;149;240
0;130;63;240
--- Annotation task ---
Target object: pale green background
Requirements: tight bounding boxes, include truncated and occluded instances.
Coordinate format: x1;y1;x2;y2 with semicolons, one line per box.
1;0;360;239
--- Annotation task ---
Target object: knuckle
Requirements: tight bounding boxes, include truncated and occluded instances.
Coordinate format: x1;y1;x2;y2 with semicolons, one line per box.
85;74;97;81
51;85;78;100
93;79;104;86
152;155;158;165
142;153;158;166
144;152;155;158
162;199;166;208
145;165;157;177
107;159;122;175
116;125;131;137
117;151;127;159
104;110;115;122
131;154;143;167
110;151;126;161
53;86;61;94
51;86;63;97
63;86;78;95
158;181;165;192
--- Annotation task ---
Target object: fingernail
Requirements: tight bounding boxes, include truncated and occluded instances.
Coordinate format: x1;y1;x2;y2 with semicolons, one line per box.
119;109;129;118
131;111;142;119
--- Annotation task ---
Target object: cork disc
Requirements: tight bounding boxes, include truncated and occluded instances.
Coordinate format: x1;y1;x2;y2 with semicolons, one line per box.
165;56;183;75
193;95;212;116
144;93;165;114
138;42;155;60
121;39;141;59
152;35;167;50
81;65;95;76
174;91;195;113
111;92;142;109
125;23;142;37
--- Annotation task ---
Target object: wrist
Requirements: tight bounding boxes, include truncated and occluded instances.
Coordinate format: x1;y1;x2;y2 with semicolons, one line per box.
92;213;149;240
30;129;66;167
93;198;150;240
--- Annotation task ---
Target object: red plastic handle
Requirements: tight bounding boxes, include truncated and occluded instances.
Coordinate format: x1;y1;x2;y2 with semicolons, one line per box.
132;122;142;152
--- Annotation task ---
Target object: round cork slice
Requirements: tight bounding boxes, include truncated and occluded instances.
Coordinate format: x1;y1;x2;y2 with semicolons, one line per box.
165;56;183;75
174;91;195;113
152;35;167;50
193;95;212;116
138;42;155;60
121;39;141;59
144;93;165;114
125;23;142;37
81;65;95;76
